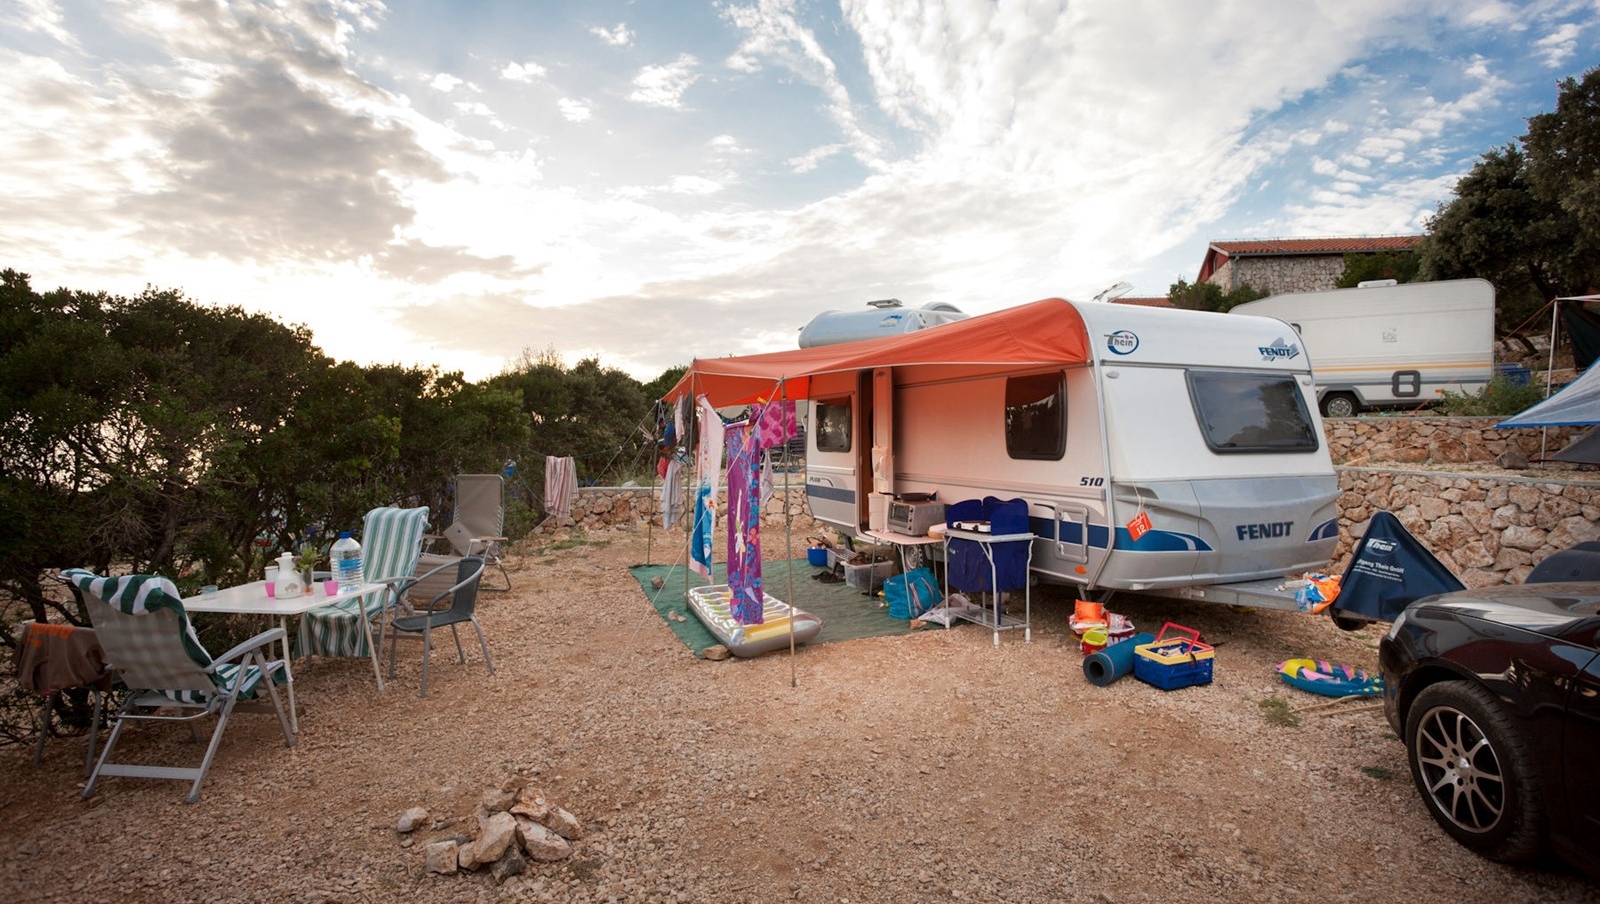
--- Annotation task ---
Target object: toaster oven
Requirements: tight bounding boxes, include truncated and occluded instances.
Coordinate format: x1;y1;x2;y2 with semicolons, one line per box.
887;499;946;536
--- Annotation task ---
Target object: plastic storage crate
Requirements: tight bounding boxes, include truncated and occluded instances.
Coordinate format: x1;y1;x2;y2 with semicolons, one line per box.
842;559;895;591
1133;623;1214;690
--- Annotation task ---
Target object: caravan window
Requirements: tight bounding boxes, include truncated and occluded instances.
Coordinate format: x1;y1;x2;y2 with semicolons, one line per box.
815;399;852;452
1005;372;1065;460
1187;370;1319;453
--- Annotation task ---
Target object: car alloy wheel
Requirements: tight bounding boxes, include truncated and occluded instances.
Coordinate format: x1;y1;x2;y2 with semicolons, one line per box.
1404;681;1547;863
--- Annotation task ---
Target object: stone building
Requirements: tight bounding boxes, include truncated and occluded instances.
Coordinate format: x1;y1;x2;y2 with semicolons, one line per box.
1197;235;1424;296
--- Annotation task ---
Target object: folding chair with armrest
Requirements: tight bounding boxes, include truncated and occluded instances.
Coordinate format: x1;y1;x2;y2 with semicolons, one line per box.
383;555;494;697
61;569;293;803
427;474;511;591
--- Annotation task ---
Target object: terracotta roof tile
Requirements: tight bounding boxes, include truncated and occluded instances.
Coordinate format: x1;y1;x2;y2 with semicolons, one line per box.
1109;296;1173;307
1208;235;1424;256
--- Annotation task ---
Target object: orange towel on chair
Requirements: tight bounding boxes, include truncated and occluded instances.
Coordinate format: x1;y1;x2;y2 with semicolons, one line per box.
16;622;111;695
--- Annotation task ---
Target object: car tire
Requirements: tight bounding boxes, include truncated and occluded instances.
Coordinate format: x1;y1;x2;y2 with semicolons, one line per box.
1404;681;1549;864
1330;612;1371;632
1321;392;1359;418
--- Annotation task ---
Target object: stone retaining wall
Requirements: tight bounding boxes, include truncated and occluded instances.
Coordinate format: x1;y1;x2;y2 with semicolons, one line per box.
1324;416;1579;466
538;485;824;538
1336;468;1600;587
542;420;1600;587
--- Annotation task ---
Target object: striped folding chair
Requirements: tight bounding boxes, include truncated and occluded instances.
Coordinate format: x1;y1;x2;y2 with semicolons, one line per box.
61;569;293;803
295;506;429;690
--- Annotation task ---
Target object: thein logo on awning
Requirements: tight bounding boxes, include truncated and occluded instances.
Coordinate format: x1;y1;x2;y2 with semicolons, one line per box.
1258;337;1301;362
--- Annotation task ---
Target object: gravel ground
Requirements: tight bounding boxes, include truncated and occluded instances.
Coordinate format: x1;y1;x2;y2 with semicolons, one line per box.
3;527;1596;904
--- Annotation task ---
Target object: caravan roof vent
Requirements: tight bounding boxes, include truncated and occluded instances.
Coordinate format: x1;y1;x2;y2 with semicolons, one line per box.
1357;279;1399;288
797;301;970;348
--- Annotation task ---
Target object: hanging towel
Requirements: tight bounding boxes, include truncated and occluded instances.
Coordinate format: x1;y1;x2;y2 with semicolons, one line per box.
545;455;578;517
690;484;715;579
660;458;685;529
725;422;764;624
695;396;725;490
754;399;798;450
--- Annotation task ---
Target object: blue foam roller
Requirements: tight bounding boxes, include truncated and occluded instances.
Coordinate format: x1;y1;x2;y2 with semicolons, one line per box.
1082;632;1155;687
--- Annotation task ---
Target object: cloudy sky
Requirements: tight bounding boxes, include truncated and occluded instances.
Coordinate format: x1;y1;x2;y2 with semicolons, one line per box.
2;1;1595;382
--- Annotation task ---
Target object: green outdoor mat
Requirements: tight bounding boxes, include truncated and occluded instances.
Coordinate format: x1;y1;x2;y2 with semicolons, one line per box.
628;558;918;655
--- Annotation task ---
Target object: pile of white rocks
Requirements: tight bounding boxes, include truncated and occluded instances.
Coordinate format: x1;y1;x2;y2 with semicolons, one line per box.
397;781;585;886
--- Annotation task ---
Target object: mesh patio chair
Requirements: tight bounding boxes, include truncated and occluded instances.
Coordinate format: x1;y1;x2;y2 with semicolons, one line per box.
296;505;429;691
61;569;293;803
428;474;511;591
383;556;493;697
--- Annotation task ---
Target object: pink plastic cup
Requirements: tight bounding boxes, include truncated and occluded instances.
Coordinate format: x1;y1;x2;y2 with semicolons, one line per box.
323;579;339;596
265;582;276;598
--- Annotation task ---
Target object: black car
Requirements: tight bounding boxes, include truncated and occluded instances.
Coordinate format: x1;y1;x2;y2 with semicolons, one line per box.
1379;580;1600;879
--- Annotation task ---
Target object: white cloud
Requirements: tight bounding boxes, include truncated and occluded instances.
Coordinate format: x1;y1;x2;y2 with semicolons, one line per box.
1534;22;1581;68
723;0;885;168
669;175;724;195
558;97;592;122
787;144;844;173
4;0;77;48
590;23;633;46
501;60;547;83
6;0;1594;384
629;54;699;108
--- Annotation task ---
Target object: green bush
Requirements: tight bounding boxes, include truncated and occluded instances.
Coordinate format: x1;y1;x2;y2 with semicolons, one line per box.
1434;373;1550;416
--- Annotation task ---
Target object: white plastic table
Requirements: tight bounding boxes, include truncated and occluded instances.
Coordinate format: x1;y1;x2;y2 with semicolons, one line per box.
186;580;387;732
860;528;944;577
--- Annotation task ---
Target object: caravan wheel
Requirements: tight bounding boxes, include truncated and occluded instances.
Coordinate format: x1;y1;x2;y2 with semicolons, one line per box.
1322;392;1359;418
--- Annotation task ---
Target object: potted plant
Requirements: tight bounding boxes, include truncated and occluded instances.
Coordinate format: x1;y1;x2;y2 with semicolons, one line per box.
293;523;328;587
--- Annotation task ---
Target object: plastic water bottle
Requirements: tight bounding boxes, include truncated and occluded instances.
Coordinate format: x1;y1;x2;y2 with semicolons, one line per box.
331;531;364;593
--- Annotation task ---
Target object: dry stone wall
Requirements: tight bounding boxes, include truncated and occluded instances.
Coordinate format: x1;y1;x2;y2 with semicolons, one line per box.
1335;468;1600;587
538;485;824;538
540;419;1599;586
1324;416;1579;466
1210;255;1342;295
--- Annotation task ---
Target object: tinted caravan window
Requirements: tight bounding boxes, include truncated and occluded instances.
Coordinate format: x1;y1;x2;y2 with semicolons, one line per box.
1005;372;1065;460
1188;370;1319;453
815;399;852;452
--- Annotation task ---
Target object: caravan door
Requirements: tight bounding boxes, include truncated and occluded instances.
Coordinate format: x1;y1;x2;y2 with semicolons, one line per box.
804;374;868;532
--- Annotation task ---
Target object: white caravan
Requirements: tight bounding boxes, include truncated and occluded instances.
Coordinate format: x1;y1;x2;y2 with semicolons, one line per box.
1229;278;1496;417
671;298;1341;610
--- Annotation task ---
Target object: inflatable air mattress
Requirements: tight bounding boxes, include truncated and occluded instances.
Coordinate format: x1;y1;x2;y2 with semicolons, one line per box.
687;585;823;658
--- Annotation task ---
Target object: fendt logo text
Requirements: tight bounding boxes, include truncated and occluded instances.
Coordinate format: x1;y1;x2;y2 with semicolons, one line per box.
1258;338;1301;362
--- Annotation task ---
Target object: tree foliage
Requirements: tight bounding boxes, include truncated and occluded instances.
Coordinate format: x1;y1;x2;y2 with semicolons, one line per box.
0;270;528;626
487;350;654;485
1419;66;1600;334
1166;278;1268;312
1334;251;1420;288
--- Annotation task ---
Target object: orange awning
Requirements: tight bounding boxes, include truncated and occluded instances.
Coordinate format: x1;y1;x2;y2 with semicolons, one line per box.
666;297;1092;407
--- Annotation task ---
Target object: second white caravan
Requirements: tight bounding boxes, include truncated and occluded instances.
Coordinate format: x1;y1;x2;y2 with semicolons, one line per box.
1229;278;1496;417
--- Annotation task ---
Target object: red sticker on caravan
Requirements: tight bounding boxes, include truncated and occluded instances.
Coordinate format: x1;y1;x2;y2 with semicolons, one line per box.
1127;510;1152;542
